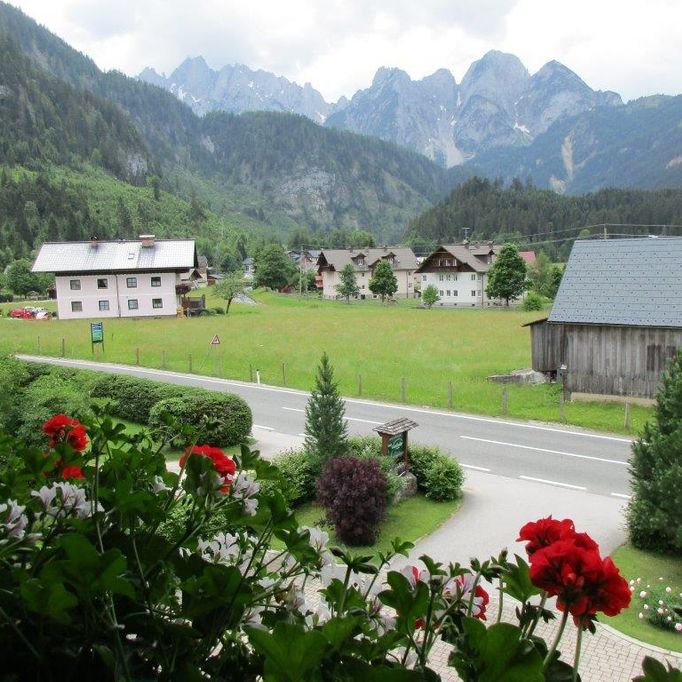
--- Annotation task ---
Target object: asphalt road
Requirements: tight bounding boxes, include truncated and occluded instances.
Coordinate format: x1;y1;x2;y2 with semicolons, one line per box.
18;355;634;500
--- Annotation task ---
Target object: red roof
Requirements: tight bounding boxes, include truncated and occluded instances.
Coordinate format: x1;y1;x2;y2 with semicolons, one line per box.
519;251;536;265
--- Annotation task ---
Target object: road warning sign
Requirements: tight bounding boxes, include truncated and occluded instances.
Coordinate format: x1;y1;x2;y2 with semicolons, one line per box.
210;334;221;346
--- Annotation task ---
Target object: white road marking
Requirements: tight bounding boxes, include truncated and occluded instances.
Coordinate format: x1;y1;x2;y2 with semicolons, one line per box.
460;464;491;472
17;355;633;444
520;475;587;491
252;424;274;431
611;492;632;500
345;416;383;425
282;407;304;413
460;436;628;466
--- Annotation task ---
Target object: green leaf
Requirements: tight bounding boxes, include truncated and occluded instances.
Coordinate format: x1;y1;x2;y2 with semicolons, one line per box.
248;623;328;681
20;578;78;624
634;657;682;682
502;555;542;602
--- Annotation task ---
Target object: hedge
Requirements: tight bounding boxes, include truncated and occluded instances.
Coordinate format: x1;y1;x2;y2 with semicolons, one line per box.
148;393;252;447
90;374;188;423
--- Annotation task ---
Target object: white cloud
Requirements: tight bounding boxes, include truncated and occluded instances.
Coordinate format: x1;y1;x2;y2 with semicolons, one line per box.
5;0;681;102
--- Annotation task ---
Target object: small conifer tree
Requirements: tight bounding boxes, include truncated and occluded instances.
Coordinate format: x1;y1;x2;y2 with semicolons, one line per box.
304;352;349;473
628;350;682;554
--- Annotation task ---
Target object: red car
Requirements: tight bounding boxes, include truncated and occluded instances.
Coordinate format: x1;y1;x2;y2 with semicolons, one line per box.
9;308;35;319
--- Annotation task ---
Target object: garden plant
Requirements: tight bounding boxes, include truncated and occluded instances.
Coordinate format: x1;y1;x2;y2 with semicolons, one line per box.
0;407;672;680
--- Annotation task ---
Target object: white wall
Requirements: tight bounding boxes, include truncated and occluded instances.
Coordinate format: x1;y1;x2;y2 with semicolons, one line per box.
322;267;415;299
420;271;488;306
55;272;179;319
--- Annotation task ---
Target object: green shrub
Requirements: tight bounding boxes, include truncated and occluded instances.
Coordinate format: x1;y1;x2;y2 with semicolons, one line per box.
635;583;682;633
91;374;187;423
15;374;92;448
148;393;252;446
522;291;544;311
423;458;464;501
212;306;225;315
273;448;316;505
408;444;464;501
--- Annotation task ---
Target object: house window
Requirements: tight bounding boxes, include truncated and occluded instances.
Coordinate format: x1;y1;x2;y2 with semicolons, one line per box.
361;284;365;289
97;278;108;289
439;274;444;281
478;274;483;280
126;277;137;288
71;301;82;312
422;275;427;282
446;290;451;297
69;279;81;290
152;298;163;309
471;290;477;297
151;276;161;287
128;299;138;310
471;274;476;281
453;290;458;296
453;274;458;281
439;290;444;296
98;300;110;311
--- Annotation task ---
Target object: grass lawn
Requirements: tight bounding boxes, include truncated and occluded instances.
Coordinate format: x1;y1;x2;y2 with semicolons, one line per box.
273;495;461;557
603;544;682;652
0;290;652;435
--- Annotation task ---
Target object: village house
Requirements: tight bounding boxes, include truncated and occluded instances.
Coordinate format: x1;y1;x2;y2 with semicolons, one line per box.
287;249;321;272
526;237;682;399
32;235;198;320
416;241;536;307
316;247;419;299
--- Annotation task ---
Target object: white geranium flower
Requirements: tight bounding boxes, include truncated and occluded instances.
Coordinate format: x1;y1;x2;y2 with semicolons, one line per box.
0;499;28;539
151;475;169;493
303;526;329;552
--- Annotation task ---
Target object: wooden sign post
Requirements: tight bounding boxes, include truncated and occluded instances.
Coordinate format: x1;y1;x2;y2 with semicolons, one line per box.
373;417;418;474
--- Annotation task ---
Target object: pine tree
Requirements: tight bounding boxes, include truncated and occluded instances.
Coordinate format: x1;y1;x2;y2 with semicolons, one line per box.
627;350;682;554
304;352;349;474
335;264;359;303
369;259;398;302
485;243;527;306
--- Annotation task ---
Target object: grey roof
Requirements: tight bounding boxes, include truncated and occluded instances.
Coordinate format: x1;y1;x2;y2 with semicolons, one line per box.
32;239;197;274
548;238;682;328
373;417;419;435
318;247;418;272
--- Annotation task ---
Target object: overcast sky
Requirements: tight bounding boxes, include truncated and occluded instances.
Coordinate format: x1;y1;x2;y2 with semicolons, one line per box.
7;0;682;103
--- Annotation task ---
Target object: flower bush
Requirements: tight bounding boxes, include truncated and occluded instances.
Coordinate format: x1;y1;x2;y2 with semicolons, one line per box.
0;412;672;681
631;577;682;634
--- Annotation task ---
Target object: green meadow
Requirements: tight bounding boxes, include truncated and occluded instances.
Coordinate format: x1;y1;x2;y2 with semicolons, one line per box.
0;291;652;434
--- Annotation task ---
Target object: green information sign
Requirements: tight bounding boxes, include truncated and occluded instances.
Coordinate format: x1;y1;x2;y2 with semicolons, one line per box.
387;434;403;458
90;322;104;351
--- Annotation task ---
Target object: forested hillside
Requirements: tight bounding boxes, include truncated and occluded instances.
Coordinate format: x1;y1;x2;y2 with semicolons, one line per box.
406;177;682;258
0;1;448;250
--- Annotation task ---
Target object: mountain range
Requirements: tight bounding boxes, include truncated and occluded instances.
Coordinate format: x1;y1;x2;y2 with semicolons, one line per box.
140;52;622;168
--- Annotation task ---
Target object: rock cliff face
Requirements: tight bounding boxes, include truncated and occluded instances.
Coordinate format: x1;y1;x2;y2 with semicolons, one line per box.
139;51;623;168
139;57;331;123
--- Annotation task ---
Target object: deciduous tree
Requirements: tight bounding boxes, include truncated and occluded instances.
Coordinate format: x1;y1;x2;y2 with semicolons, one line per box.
253;245;297;290
422;284;440;308
369;259;398;302
335;264;359;303
214;271;246;316
485;244;527;306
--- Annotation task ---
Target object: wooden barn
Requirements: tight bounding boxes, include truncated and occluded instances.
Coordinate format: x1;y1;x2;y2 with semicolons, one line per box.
526;237;682;399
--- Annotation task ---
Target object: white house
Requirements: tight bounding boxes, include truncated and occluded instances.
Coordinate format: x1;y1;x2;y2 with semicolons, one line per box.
416;241;535;307
316;247;419;299
32;235;197;320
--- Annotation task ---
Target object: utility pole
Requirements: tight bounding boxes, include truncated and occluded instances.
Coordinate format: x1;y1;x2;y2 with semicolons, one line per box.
603;225;608;240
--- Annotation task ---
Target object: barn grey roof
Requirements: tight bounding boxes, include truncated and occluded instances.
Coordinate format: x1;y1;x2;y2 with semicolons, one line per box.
32;239;197;274
548;237;682;328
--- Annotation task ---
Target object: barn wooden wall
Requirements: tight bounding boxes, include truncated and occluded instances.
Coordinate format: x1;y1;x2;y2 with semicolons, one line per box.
529;322;682;398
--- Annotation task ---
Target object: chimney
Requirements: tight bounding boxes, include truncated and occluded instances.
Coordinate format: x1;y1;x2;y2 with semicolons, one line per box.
383;245;388;252
140;234;155;248
463;239;470;249
89;235;99;248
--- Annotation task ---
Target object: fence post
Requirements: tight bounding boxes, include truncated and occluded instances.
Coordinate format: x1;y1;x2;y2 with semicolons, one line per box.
37;335;41;354
401;377;407;402
161;350;167;369
61;338;65;358
358;374;362;397
501;387;509;415
448;381;453;409
256;369;261;385
560;391;566;423
282;363;287;386
136;347;140;366
624;402;631;431
188;354;193;373
249;364;254;382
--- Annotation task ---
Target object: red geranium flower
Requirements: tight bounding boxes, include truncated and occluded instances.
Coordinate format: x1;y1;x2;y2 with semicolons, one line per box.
180;445;236;491
43;414;88;451
577;556;632;623
529;538;603;618
517;516;576;555
60;465;85;480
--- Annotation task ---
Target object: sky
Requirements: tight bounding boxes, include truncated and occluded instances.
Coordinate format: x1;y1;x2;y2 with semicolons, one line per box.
7;0;682;103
